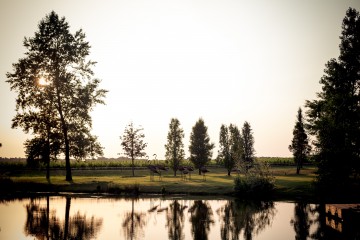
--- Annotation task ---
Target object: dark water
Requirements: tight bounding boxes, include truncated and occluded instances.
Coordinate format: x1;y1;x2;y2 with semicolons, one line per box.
0;196;359;239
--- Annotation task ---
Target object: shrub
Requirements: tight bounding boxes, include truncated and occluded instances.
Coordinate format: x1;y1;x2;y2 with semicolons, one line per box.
234;161;275;198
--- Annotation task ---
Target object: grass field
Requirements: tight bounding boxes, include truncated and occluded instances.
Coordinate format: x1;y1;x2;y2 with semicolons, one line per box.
1;165;317;200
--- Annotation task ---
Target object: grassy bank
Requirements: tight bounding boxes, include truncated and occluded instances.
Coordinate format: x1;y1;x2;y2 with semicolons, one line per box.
1;165;317;201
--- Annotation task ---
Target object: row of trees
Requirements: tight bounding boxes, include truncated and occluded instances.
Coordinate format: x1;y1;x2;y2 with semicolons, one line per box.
7;10;256;182
120;118;256;177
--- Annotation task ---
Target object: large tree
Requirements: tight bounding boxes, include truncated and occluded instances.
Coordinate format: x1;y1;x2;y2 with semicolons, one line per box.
289;108;311;174
218;124;243;176
165;118;185;176
189;118;214;175
6;11;107;181
120;122;147;177
242;121;255;171
305;8;360;189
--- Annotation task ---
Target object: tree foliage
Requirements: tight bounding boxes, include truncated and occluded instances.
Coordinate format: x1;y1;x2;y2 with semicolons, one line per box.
289;108;311;174
120;122;147;177
189;118;215;175
305;8;360;190
217;124;243;176
242;121;255;171
165;118;185;176
6;11;107;181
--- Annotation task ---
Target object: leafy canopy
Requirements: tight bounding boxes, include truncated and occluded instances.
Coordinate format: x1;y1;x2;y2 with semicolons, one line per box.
6;11;107;180
305;7;360;189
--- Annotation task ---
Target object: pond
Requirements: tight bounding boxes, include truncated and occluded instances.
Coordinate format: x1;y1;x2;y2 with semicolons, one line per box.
0;196;359;239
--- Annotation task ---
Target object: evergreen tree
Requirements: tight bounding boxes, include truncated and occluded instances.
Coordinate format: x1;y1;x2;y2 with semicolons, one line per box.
6;11;107;181
120;122;147;177
189;118;215;175
289;108;311;174
305;8;360;189
242;121;255;171
165;118;185;176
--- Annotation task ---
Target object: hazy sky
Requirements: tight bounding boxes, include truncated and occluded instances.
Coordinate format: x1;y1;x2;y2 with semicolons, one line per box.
1;0;359;159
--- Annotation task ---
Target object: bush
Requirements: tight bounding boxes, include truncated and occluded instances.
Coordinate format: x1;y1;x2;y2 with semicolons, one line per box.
234;161;275;198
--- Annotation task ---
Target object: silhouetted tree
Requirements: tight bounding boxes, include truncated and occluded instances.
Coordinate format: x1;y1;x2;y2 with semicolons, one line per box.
189;118;215;175
188;200;214;240
305;8;360;190
218;124;243;176
165;118;185;176
289;108;311;174
120;122;147;177
242;121;255;172
6;11;107;181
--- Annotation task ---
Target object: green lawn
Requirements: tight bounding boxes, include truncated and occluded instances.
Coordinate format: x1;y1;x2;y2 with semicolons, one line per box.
2;166;318;200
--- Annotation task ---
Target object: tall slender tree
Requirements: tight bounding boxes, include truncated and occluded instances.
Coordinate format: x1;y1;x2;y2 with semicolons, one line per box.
120;122;147;177
305;8;360;189
6;11;107;181
189;118;215;175
218;124;243;176
289;108;311;174
165;118;185;176
218;124;230;167
242;121;255;171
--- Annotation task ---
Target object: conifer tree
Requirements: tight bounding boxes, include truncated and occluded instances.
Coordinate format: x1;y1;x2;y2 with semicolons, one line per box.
289;108;311;174
189;118;214;175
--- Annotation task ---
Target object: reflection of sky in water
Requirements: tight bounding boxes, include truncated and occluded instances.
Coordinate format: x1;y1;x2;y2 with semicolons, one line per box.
0;197;340;239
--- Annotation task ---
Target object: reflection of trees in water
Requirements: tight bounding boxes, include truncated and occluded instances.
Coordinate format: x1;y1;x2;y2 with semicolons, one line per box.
217;200;276;240
188;200;214;240
216;200;241;240
291;203;360;240
24;196;103;240
290;202;315;240
166;200;187;240
122;198;147;240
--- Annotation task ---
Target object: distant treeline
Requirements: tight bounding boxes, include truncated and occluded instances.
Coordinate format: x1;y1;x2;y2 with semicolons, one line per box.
0;157;301;170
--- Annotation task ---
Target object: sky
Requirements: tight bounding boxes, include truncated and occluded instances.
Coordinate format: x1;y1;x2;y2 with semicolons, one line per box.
1;0;359;159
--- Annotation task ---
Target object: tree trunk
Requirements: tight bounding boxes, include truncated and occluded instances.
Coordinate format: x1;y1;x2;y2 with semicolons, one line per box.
227;170;231;176
199;168;201;175
132;157;135;177
296;161;301;175
64;132;72;181
46;124;50;181
56;84;72;181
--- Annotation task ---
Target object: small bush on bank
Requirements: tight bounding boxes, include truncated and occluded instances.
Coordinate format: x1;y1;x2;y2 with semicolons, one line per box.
234;161;275;198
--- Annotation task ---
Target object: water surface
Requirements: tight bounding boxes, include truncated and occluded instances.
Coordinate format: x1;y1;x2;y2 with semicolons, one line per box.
0;196;358;239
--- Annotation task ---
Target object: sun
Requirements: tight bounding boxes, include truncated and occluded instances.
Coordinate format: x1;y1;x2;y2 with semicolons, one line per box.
38;77;49;86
